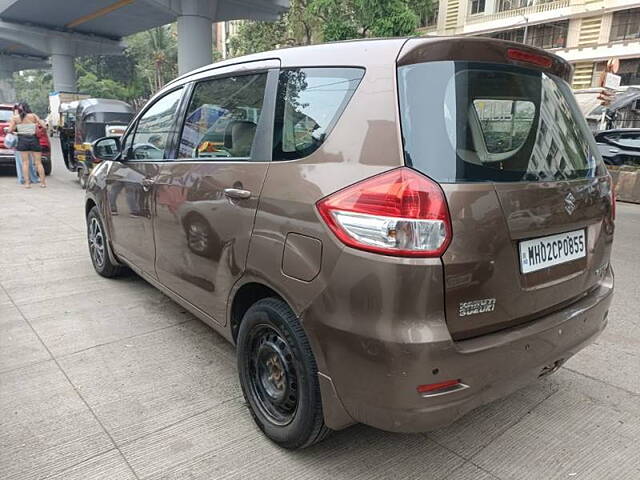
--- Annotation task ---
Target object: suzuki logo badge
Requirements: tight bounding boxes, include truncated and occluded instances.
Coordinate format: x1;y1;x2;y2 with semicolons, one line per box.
564;192;576;215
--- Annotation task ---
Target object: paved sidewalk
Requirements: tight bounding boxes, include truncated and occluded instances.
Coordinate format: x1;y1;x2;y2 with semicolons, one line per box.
1;143;639;480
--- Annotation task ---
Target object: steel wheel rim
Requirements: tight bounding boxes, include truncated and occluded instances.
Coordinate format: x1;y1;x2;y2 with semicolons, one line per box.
247;324;299;426
88;217;105;269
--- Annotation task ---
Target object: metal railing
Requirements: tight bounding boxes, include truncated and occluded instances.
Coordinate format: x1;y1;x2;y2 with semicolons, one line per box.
466;0;570;24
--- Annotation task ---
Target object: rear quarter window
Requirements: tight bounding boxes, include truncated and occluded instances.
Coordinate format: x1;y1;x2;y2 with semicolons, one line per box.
272;67;364;161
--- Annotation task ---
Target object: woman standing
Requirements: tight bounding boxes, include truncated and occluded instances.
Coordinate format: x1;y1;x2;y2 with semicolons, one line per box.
9;102;46;188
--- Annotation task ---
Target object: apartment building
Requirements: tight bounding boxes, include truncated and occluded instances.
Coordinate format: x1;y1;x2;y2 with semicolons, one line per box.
422;0;640;88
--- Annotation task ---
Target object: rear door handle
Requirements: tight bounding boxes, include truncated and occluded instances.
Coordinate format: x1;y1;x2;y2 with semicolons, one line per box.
224;188;251;200
141;178;155;192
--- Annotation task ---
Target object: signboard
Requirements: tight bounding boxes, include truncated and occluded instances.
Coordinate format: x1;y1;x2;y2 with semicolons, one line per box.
603;72;621;90
597;58;621;107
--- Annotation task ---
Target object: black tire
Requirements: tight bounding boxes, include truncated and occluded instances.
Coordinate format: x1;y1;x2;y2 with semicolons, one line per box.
78;170;88;189
43;158;52;176
237;298;330;449
87;206;124;278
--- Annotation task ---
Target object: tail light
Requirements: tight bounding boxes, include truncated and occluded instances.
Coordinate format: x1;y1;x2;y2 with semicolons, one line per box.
316;167;452;257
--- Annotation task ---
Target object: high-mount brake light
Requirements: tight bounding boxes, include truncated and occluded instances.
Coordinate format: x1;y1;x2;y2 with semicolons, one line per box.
507;48;553;68
316;167;452;257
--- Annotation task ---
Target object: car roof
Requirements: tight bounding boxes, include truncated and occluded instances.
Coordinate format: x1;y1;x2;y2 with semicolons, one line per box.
153;36;571;111
167;37;408;88
168;36;571;87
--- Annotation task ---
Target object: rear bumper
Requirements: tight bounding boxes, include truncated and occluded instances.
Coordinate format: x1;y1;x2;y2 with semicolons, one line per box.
311;266;613;433
0;152;16;165
0;152;50;165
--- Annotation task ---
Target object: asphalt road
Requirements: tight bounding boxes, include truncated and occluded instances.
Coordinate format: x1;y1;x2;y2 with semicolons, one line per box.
1;141;639;480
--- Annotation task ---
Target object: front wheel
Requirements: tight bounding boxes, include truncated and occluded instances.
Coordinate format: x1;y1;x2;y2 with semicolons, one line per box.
237;298;330;449
87;206;124;278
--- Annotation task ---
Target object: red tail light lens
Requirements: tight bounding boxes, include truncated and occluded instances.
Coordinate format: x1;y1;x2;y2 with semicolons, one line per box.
316;167;452;257
507;48;552;68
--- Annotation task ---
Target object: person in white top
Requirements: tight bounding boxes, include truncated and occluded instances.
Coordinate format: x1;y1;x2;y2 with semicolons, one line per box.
9;102;46;188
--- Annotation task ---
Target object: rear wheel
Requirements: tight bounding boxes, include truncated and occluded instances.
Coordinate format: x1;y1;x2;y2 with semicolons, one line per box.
78;170;88;189
87;206;124;278
237;298;330;449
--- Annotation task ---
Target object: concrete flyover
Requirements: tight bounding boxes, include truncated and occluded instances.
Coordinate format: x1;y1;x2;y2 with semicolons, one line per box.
0;50;48;102
0;0;289;91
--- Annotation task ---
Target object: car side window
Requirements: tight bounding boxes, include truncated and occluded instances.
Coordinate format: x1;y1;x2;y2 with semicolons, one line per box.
616;133;640;148
128;87;183;160
273;67;365;161
178;73;267;160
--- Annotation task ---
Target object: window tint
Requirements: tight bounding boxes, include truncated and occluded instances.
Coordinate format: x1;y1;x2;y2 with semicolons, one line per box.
178;73;267;160
273;68;364;161
398;62;605;182
609;133;640;148
131;88;183;160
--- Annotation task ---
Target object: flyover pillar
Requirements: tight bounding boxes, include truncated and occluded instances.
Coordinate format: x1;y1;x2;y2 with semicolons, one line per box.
50;53;76;93
177;13;213;75
0;66;15;103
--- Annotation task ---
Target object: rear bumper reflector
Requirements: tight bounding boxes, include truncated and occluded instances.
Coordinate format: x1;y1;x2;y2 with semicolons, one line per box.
417;379;469;397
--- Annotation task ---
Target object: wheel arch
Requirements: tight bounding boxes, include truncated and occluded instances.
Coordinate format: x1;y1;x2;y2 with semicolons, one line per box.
85;197;97;218
228;277;356;431
229;281;290;344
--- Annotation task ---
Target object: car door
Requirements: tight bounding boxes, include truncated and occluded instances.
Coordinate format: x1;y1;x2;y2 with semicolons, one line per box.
105;87;185;276
153;62;278;325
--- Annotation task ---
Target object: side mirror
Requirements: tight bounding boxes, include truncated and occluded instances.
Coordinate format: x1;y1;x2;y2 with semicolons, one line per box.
92;136;121;162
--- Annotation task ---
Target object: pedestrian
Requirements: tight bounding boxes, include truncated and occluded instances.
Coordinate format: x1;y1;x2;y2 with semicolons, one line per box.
15;151;39;185
8;102;46;188
12;103;39;186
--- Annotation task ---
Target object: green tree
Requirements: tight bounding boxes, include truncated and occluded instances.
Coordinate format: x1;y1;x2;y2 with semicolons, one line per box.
12;70;52;117
126;25;178;94
311;0;419;41
228;19;288;56
228;0;432;57
76;72;131;100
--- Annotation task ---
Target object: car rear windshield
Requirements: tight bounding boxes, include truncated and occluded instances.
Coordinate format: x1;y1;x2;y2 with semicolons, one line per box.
0;109;12;122
398;62;605;183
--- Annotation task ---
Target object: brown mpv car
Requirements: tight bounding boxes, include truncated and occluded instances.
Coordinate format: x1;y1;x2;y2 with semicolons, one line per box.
86;37;615;449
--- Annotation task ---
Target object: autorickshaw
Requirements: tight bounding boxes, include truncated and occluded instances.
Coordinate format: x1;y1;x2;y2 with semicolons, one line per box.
72;98;134;188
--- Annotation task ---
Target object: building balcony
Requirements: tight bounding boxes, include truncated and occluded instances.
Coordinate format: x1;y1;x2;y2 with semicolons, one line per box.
554;38;640;63
466;0;570;25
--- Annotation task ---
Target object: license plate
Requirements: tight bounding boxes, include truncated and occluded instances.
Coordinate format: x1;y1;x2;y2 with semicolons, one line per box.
519;229;586;274
0;148;13;155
